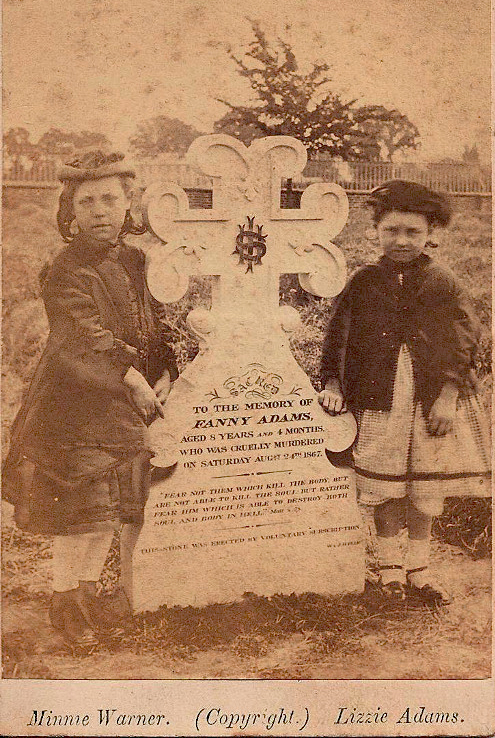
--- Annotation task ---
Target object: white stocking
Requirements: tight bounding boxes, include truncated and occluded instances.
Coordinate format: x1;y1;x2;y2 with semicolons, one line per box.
52;530;115;592
375;534;405;584
405;537;431;587
120;523;142;607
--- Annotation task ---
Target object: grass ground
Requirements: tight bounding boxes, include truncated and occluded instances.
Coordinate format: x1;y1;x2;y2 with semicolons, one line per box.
1;190;491;680
2;511;491;680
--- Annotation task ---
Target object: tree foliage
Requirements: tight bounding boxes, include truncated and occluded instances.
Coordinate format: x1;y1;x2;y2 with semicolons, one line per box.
3;127;111;166
214;23;420;161
462;144;480;165
353;105;420;162
129;116;203;158
3;127;35;163
37;128;111;158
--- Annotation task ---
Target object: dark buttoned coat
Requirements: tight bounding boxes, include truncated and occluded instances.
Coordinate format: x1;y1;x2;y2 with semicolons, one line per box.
4;234;178;531
320;254;480;415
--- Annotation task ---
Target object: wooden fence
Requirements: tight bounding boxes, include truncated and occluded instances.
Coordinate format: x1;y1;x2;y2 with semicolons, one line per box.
301;161;491;194
3;159;59;185
3;158;491;194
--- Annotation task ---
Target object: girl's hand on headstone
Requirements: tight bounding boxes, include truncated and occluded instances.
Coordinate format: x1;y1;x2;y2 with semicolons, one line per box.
154;371;171;404
124;366;165;421
318;381;347;415
427;383;458;436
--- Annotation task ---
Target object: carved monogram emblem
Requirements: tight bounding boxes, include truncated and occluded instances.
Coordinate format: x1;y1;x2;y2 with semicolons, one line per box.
234;216;267;273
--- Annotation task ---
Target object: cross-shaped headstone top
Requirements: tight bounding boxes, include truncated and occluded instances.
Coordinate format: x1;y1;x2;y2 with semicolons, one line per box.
144;134;349;303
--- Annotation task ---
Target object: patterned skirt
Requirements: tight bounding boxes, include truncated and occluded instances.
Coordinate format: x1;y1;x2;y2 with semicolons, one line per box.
7;450;152;536
353;346;491;516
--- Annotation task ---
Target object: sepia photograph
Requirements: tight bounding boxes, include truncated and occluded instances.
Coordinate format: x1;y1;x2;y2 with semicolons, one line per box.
1;0;492;735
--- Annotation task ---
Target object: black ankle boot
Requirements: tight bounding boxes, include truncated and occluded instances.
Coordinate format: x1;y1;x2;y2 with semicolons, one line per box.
406;567;453;606
74;582;126;637
49;591;99;650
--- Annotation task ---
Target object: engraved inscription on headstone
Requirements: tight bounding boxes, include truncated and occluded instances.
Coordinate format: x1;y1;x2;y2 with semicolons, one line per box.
132;135;364;611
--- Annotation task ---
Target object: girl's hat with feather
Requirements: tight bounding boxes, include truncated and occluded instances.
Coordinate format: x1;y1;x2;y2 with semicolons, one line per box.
58;150;136;182
367;179;452;227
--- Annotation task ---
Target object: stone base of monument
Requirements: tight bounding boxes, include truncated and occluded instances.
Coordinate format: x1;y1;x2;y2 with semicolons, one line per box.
131;338;364;612
132;479;363;611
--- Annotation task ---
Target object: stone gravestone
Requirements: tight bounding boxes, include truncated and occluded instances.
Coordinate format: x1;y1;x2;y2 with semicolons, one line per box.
131;134;364;611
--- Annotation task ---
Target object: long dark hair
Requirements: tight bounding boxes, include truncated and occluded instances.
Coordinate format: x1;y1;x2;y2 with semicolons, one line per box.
56;175;147;242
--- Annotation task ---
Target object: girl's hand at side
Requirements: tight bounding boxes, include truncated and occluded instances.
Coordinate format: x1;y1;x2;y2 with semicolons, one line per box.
427;382;459;436
318;380;347;415
154;370;171;404
124;366;164;422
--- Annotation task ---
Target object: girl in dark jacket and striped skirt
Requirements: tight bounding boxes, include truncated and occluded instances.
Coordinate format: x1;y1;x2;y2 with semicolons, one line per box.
319;180;490;605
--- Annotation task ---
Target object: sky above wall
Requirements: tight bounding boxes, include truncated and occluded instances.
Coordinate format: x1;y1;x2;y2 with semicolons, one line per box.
3;0;491;162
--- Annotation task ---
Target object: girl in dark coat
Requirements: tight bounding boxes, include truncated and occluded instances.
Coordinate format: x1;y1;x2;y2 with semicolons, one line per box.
3;151;178;647
319;180;490;605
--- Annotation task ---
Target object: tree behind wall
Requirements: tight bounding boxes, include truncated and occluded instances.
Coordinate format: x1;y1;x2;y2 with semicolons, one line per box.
353;105;420;162
3;128;35;166
214;22;420;161
37;128;111;158
3;127;112;168
129;116;203;158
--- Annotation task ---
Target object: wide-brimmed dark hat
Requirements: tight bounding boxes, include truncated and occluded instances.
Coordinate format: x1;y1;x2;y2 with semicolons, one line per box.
367;179;452;227
58;150;136;182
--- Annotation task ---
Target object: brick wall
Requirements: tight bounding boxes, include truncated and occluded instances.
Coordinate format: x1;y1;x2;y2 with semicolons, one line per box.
3;185;490;222
346;192;491;217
